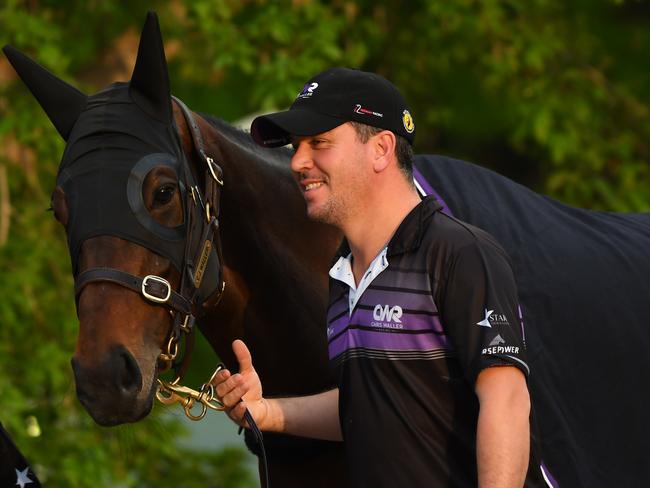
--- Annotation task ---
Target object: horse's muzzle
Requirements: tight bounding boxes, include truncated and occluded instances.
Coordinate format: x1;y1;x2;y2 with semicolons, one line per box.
71;345;152;426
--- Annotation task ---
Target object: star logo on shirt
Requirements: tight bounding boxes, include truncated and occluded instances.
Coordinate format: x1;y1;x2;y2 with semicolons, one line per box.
477;309;493;327
15;467;34;488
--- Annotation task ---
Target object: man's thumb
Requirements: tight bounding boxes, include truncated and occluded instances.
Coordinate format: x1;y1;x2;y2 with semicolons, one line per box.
232;339;253;372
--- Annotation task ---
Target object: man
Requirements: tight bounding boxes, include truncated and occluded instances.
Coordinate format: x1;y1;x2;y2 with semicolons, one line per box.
213;68;549;487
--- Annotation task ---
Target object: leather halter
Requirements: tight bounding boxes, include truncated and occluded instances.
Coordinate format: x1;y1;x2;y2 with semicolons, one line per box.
73;96;226;379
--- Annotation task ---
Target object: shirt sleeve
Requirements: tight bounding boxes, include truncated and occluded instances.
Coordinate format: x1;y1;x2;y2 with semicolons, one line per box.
438;236;530;385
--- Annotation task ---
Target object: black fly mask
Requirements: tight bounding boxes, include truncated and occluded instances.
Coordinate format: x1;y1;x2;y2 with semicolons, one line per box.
59;83;187;273
3;13;225;335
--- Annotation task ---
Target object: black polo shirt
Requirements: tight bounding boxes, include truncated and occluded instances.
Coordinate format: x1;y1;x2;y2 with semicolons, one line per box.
327;196;548;487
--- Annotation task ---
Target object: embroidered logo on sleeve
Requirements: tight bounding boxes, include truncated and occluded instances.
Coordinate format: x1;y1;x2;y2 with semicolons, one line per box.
477;308;510;327
483;332;519;355
489;334;506;346
482;343;520;355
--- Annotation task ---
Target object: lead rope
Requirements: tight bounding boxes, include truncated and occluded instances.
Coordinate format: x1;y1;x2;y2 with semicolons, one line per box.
244;410;269;488
171;96;270;488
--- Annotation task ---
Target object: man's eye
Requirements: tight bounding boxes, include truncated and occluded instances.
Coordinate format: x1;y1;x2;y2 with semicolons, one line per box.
154;185;176;206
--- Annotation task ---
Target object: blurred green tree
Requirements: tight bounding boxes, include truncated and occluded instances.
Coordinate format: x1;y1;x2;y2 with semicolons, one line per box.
171;0;649;211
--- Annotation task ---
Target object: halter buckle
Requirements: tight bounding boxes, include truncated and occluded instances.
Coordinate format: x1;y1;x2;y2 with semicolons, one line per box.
142;275;172;303
206;157;224;186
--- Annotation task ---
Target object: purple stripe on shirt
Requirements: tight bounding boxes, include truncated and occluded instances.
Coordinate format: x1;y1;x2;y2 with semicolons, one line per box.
349;308;444;334
327;299;349;322
328;326;450;359
413;167;453;216
355;289;439;314
374;270;431;290
517;304;526;343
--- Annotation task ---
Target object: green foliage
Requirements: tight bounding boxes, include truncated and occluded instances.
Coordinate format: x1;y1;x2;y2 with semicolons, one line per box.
170;0;649;211
0;0;648;486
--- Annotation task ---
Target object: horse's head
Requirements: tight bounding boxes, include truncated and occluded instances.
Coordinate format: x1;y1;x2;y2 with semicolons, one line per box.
4;13;224;425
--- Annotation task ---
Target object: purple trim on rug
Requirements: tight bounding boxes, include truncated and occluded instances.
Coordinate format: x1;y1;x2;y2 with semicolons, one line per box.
413;167;453;216
541;462;560;487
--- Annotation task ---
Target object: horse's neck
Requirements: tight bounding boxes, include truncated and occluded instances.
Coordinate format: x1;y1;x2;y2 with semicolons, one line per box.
212;126;339;274
199;122;341;393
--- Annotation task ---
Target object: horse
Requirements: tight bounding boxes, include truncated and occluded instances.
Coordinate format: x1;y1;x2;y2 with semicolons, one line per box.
5;11;650;488
4;13;347;487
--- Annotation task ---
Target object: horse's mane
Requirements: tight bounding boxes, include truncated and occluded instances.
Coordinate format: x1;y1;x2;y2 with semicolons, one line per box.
200;113;294;170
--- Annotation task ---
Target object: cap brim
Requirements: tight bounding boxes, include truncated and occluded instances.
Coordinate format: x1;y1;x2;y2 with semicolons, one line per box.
251;109;344;148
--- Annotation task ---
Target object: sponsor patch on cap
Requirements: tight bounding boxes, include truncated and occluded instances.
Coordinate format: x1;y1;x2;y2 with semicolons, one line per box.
354;104;384;118
402;110;415;133
297;82;319;99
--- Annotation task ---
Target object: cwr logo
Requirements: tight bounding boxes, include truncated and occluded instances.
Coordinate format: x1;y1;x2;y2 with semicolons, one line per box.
373;304;403;323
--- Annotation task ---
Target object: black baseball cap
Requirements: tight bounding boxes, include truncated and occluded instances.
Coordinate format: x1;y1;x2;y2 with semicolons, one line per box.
250;67;415;148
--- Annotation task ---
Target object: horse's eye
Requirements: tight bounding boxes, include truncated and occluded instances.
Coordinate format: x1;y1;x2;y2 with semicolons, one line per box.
153;184;176;206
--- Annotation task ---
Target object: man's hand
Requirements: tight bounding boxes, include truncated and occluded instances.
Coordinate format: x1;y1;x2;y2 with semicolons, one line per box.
211;339;342;440
210;340;271;430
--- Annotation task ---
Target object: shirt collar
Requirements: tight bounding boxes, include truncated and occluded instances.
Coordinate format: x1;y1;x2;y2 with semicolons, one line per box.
329;247;390;314
387;196;442;257
333;196;443;260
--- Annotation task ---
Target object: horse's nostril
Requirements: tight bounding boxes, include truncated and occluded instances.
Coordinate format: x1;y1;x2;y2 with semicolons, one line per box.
114;347;143;396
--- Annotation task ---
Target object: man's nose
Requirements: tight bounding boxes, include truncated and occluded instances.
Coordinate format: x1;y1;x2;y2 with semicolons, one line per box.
290;143;313;173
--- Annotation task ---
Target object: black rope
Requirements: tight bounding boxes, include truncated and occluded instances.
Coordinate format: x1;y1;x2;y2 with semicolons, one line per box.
240;409;269;488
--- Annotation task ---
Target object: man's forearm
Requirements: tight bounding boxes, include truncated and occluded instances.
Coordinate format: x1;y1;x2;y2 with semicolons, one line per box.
476;367;531;488
211;341;342;441
264;388;342;441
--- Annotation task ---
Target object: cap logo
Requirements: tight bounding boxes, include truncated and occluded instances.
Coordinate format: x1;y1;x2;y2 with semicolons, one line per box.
402;110;415;133
354;104;383;118
297;82;319;99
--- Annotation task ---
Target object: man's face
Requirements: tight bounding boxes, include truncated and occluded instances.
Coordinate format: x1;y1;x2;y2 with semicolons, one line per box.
290;122;372;227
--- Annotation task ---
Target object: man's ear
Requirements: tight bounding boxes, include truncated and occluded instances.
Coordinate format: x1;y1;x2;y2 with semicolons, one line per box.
372;130;397;173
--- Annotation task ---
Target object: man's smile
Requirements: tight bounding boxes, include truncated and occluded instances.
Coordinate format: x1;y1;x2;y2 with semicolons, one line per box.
305;182;325;191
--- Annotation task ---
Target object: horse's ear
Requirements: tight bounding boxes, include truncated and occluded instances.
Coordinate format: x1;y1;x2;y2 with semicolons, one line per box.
2;45;87;141
129;12;172;124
